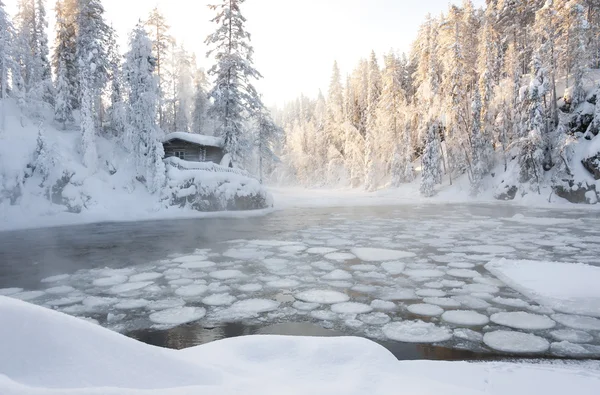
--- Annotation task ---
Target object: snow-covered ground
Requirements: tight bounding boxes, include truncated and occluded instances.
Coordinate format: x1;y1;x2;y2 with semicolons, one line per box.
3;204;599;358
1;296;599;395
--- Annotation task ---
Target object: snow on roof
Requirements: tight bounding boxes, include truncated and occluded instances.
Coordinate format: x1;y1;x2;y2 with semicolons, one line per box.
163;132;224;148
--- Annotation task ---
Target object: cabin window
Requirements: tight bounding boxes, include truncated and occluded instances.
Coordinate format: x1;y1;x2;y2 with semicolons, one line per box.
174;151;185;160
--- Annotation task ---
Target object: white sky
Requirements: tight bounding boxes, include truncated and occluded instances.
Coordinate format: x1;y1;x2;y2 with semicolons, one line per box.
6;0;485;106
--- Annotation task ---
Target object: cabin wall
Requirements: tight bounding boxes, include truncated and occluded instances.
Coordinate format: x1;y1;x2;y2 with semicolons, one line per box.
163;139;225;164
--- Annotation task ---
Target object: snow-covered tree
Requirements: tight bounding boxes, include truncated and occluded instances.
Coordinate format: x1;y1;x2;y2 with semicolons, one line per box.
0;0;13;102
191;67;210;134
106;26;126;136
123;24;165;192
420;123;442;197
145;7;172;129
325;61;345;157
364;51;382;191
256;108;282;183
53;0;78;109
205;0;264;165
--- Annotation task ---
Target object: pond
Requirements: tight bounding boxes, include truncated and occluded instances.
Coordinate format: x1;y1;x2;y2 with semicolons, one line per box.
1;203;599;360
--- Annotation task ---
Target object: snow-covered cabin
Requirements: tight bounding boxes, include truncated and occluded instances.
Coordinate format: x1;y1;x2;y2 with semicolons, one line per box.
162;132;226;164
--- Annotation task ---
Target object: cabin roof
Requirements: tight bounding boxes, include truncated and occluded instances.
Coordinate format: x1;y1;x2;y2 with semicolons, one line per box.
163;132;224;148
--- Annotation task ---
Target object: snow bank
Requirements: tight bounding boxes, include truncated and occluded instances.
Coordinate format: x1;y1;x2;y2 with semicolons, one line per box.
485;258;600;317
2;296;600;395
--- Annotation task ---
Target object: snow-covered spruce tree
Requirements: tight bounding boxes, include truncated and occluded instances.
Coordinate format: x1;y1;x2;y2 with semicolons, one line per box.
53;1;73;129
205;0;264;166
470;87;486;196
36;0;53;105
256;108;282;183
106;26;126;137
325;61;345;161
567;1;589;110
172;45;194;133
0;0;13;101
364;51;382;191
123;24;165;193
420;123;442;197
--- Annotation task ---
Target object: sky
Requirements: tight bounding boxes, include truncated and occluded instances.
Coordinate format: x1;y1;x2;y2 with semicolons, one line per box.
6;0;486;107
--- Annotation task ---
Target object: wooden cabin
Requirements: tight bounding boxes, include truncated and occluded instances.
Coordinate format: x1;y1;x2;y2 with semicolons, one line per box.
162;132;226;164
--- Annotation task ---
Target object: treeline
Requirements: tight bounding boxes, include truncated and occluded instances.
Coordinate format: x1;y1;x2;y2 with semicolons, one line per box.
276;0;600;196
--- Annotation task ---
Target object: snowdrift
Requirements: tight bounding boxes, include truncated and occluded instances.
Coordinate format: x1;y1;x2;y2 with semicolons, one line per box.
0;100;272;230
1;296;600;395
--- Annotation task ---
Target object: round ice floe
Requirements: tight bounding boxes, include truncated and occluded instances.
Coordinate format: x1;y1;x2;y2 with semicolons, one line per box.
230;299;279;313
356;271;386;280
491;312;556;330
0;288;23;296
293;301;320;311
423;282;444;289
352;284;379;294
324;252;356;261
306;247;338;255
383;321;453;343
311;261;337;271
442;310;489;326
370;300;396;311
423;297;462;308
351;248;416;262
404;269;445;278
462;283;499;294
174;284;209;297
349;264;377;272
331;302;373;315
172;255;208;263
129;272;162;282
344;319;365;328
379;289;417;301
41;274;70;283
149;306;206;325
11;291;45;301
310;310;338;321
45;285;75;295
454;328;483;342
321;270;353;281
447;269;481;279
209;270;244;280
448;262;475;269
46;295;85;307
169;278;194;286
467;245;516;254
279;245;307;253
180;261;216;270
109;281;153;294
492;297;530;308
359;312;391;325
483;331;550;354
441;280;466;288
148;298;186;311
550;329;594;344
222;249;271;260
416;289;446;298
93;275;128;287
295;290;350;304
551;314;600;331
473;277;504;287
381;262;407;275
326;281;353;288
453;295;490;310
237;283;263;292
266;279;301;288
115;299;148;310
551;341;600;358
202;293;236;306
407;303;444;317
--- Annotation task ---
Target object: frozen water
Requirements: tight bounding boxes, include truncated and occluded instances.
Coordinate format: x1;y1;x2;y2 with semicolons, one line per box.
114;299;148;310
551;314;600;331
229;299;280;314
404;269;445;278
266;279;301;288
453;328;483;342
351;248;416;262
344;319;365;328
383;321;453;343
448;262;475;269
331;302;373;315
491;312;556;330
415;289;446;298
306;247;338;254
483;331;550;354
147;299;185;311
379;289;417;301
467;245;515;254
370;300;396;311
222;249;271;260
311;261;336;271
462;284;500;294
169;278;194;286
423;297;462;308
129;272;162;282
423;281;444;289
11;291;45;301
407;304;444;317
321;270;352;281
295;290;350;304
447;269;481;279
492;296;530;308
452;295;490;310
149;307;206;325
0;288;23;296
350;264;379;272
180;261;216;269
174;284;209;297
40;274;70;283
45;285;75;295
279;245;307;253
172;255;208;263
549;329;594;344
209;270;245;280
202;293;236;306
237;283;263;293
442;310;489;326
359;312;391;325
441;280;466;288
93;275;128;287
324;252;356;261
292;301;320;311
310;310;338;321
109;282;153;294
551;341;600;358
381;262;406;275
46;296;85;307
